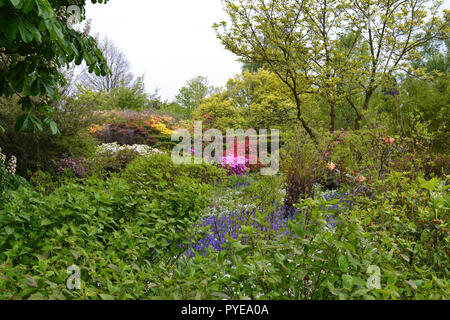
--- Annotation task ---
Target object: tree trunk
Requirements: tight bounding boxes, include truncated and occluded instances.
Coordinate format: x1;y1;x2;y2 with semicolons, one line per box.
330;101;336;132
294;94;317;143
354;113;362;130
363;88;374;111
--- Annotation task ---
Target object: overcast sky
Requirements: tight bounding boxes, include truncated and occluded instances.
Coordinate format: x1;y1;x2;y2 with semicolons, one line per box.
84;0;450;102
84;0;242;102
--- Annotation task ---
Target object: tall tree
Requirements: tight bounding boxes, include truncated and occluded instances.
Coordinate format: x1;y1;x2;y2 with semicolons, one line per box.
214;0;323;141
214;0;448;136
0;0;109;133
80;35;134;92
175;76;214;114
345;0;448;129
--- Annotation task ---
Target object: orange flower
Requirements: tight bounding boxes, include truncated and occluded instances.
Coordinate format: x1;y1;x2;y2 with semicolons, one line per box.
383;137;395;145
327;162;336;171
357;176;366;182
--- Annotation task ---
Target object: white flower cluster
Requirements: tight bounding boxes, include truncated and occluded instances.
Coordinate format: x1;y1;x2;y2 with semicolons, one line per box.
96;142;162;158
0;148;17;175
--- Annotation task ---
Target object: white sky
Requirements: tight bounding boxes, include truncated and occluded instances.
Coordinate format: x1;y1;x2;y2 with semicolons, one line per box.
84;0;450;102
84;0;242;102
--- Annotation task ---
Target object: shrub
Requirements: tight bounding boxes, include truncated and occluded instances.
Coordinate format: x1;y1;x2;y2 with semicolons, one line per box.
90;147;139;174
56;155;89;179
221;155;249;176
326;126;449;185
0;97;98;177
280;128;327;210
122;153;227;188
0;175;209;299
153;141;177;153
0;148;26;202
145;174;449;300
94;123;157;146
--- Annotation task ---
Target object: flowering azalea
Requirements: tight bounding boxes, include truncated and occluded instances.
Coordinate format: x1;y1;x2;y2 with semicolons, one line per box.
97;142;162;157
383;137;395;145
221;155;248;176
357;175;367;182
327;162;336;171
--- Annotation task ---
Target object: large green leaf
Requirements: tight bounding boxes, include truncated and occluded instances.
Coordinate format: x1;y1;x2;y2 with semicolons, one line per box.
18;18;40;43
21;0;34;13
10;0;23;9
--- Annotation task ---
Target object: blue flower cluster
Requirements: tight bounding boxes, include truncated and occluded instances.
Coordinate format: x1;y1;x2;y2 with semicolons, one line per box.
185;205;297;257
185;191;352;256
181;184;353;256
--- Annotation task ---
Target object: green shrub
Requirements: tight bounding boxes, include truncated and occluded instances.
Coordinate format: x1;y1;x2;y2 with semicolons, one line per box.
122;153;227;188
327;126;449;184
0;174;209;299
145;173;449;300
0;150;27;205
153;141;177;153
0;97;98;177
89;148;139;175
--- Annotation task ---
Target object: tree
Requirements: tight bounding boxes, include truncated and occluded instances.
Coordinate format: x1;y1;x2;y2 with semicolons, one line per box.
175;76;214;114
107;76;155;110
214;0;448;137
0;0;109;133
80;35;134;92
213;0;321;141
342;0;448;129
194;69;297;130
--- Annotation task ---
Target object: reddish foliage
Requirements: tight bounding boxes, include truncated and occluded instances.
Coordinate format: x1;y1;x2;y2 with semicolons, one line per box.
94;123;157;146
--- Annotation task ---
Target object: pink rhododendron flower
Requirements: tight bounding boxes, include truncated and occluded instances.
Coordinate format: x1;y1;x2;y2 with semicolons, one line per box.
221;155;248;176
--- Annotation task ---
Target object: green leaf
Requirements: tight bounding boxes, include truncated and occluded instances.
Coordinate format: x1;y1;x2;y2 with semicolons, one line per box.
40;218;53;226
18;19;39;43
217;250;226;265
30;114;43;132
338;255;349;272
5;17;19;43
28;292;45;300
24;275;38;288
99;293;115;300
211;292;231;300
406;280;418;290
342;275;353;290
15;113;32;132
10;0;23;9
35;0;53;19
108;264;121;273
19;96;34;111
5;226;14;235
22;0;34;13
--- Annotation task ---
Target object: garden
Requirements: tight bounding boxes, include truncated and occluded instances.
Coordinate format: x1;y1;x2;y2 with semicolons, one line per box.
0;0;449;300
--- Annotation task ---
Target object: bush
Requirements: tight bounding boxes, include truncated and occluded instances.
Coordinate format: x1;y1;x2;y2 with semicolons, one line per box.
326;126;449;185
0;97;98;177
94;123;157;146
0;149;27;204
153;141;177;153
0;174;209;299
280;128;327;210
122;153;227;188
56;155;90;179
144;173;449;300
